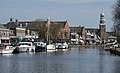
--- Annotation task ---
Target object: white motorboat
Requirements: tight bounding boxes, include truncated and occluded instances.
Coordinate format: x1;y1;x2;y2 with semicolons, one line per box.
55;42;68;49
47;44;56;52
0;45;16;54
15;42;35;52
105;36;119;50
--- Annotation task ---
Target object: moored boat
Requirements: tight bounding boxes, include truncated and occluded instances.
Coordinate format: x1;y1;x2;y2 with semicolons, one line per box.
35;46;46;52
47;44;56;52
105;36;119;51
14;42;35;53
55;41;68;50
34;41;46;47
110;48;120;56
0;45;16;54
1;49;14;54
34;41;47;52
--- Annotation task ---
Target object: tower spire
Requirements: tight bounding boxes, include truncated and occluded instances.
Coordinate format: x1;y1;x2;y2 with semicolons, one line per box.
100;9;105;24
99;9;107;44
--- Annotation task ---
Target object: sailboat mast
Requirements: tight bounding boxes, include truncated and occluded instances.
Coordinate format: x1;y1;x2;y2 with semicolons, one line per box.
47;17;51;44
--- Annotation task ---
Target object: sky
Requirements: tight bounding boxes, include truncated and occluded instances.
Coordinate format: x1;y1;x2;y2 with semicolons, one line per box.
0;0;116;31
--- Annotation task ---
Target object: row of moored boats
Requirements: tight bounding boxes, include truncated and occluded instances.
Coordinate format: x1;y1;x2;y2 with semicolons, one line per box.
105;36;119;50
0;41;69;54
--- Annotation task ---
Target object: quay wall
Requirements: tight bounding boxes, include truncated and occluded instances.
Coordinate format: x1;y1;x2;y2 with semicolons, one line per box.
69;44;105;48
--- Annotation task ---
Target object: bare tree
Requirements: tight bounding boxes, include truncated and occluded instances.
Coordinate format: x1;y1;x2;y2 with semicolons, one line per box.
112;0;120;43
28;21;47;40
28;21;62;42
50;23;61;41
112;0;120;24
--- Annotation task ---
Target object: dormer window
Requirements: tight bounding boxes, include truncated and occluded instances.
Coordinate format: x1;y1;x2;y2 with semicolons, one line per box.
20;24;22;28
26;23;28;26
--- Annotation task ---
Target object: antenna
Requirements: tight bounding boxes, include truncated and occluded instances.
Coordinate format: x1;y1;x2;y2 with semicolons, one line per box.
101;8;104;13
10;13;12;18
10;12;13;22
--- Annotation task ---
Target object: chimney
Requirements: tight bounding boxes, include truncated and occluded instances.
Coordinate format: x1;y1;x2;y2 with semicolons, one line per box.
16;19;18;23
10;18;12;22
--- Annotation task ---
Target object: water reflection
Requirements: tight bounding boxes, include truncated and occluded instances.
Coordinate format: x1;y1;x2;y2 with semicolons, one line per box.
0;46;120;73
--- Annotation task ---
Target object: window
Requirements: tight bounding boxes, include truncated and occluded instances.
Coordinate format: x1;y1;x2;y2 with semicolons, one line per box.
65;32;68;37
91;36;94;38
10;30;13;34
4;33;6;36
71;35;76;39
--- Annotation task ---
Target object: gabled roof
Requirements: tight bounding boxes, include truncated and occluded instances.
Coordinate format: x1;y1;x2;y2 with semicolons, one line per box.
5;19;68;30
19;21;33;28
107;31;115;36
0;24;7;29
70;26;83;33
5;22;20;29
85;28;99;34
50;21;67;28
70;27;80;32
18;20;67;29
19;21;47;29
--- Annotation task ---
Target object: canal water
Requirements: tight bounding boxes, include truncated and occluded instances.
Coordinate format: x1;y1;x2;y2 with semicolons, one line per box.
0;46;120;73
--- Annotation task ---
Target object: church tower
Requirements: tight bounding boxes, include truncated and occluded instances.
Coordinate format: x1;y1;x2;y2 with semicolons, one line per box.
99;11;107;44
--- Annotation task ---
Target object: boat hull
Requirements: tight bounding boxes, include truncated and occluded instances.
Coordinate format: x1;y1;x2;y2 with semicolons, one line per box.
35;46;46;52
110;49;120;56
0;49;14;54
0;46;16;54
47;44;56;52
15;47;35;52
